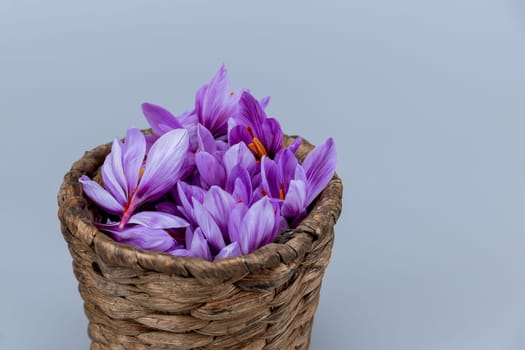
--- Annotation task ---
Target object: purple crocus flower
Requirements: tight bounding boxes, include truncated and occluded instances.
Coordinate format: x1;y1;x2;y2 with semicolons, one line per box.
228;197;281;255
79;128;189;228
229;91;283;160
260;138;337;225
142;65;241;143
96;211;189;252
194;64;242;139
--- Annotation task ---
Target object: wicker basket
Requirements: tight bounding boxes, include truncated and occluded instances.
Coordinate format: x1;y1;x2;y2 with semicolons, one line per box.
57;135;343;350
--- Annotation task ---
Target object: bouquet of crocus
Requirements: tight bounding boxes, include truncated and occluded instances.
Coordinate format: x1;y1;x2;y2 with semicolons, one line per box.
79;65;336;261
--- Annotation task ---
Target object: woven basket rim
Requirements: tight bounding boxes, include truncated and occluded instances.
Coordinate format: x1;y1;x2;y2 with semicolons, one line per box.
58;134;343;284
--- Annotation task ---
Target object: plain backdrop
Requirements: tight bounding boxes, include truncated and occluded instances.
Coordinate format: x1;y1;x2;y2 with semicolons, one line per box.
1;1;524;349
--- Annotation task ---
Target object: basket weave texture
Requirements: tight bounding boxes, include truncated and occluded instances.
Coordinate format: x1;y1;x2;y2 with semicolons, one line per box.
57;135;343;350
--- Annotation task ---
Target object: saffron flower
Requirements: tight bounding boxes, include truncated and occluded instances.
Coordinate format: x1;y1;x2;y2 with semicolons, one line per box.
80;65;337;261
229;91;283;160
260;138;337;226
79;128;189;227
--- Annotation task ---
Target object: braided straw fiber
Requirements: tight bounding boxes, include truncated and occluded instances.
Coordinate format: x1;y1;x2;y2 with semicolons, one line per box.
58;134;343;350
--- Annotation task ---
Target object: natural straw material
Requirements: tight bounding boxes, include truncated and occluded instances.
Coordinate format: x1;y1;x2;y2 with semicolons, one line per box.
58;134;343;350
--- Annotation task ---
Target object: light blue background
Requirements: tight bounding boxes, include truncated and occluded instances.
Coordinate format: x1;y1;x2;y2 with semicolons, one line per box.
1;1;524;349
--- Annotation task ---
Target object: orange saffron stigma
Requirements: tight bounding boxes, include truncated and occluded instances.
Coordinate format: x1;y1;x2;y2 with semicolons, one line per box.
246;126;268;158
279;182;286;200
261;189;268;197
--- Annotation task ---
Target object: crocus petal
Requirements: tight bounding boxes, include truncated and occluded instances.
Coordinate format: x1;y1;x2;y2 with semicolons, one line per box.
227;203;248;245
177;109;198;129
302;138;337;205
260;156;282;199
228;125;252;147
282;180;307;218
223;142;256;175
239;197;276;254
226;165;253;204
195;151;226;188
193;200;225;251
99;224;176;252
175;182;204;227
215;242;241;260
170;249;192;258
287;137;302;154
119;226;176;252
102;138;128;202
261;118;283;156
142;102;183;136
237;91;266;137
121;128;146;195
260;96;271;109
276;148;300;188
100;150;127;206
128;211;188;229
136;128;189;203
79;175;123;215
196;124;217;154
190;228;212;261
195;65;237;138
204;186;237;234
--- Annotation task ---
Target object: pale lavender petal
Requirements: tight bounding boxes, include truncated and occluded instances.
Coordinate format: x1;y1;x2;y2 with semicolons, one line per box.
128;211;188;229
142;102;183;136
282;180;307;218
170;248;192;258
228;203;248;245
215;242;241;260
104;138;128;200
79;175;123;215
276;148;300;187
190;227;212;261
185;226;194;249
226;165;253;205
119;226;176;252
122;128;146;195
302;138;337;205
196;124;217;154
239;197;275;254
262;202;281;246
223;142;256;175
100;224;175;252
195;151;226;188
261;118;283;156
260;156;282;199
101;150;127;206
195;65;235;137
193;200;225;251
204;186;236;234
136;129;189;203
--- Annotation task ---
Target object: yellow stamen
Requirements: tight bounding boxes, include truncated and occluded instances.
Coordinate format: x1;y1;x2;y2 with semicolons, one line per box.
139;167;145;178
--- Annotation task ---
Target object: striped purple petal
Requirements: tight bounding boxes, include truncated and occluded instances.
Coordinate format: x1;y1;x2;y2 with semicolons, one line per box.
79;175;123;215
